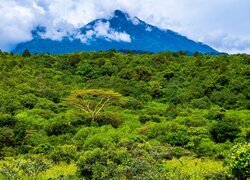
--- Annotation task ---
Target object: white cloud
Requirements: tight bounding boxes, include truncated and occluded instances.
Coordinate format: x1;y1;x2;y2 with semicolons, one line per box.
0;0;250;53
145;26;152;32
75;21;131;43
37;21;74;41
128;17;140;25
196;31;250;53
0;0;43;50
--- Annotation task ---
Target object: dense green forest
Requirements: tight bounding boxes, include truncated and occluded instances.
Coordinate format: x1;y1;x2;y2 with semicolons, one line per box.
0;50;249;179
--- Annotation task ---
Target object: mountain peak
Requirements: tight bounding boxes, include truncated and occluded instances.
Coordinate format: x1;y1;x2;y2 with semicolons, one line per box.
13;9;218;54
114;9;128;19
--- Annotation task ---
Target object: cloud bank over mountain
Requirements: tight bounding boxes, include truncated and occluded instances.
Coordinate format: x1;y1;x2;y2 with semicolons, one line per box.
1;0;250;53
75;21;131;43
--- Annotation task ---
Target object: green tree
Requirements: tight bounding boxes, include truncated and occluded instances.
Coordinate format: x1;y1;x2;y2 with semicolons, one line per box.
22;49;31;57
228;143;250;180
65;89;124;121
210;121;241;143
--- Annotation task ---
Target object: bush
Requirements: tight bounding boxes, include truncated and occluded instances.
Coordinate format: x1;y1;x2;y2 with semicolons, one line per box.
139;114;161;123
49;145;78;164
77;148;103;178
19;157;49;177
0;160;20;179
228;143;250;180
190;97;211;109
25;130;49;146
33;144;54;154
204;171;232;180
196;138;220;157
210;122;241;143
206;106;225;120
95;112;124;128
20;94;38;109
13;121;32;146
0;157;49;178
0;127;15;148
146;122;190;146
165;104;179;119
1;98;23;114
122;97;144;110
22;49;31;57
83;133;115;149
0;114;17;127
77;148;157;179
45;115;76;136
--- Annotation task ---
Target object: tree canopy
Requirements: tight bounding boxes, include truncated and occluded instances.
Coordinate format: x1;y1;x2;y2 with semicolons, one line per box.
0;51;249;179
65;89;124;120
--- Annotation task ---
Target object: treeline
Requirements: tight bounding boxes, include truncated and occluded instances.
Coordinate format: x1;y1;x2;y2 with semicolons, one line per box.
0;50;249;179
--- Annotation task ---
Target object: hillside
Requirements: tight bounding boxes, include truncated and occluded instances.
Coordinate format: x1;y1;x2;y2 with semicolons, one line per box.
0;51;249;179
13;10;218;54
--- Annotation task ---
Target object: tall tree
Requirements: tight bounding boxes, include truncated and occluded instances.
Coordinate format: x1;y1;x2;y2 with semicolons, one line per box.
22;49;31;57
65;89;124;121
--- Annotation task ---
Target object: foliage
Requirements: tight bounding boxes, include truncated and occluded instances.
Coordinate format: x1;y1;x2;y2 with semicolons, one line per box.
22;49;31;57
19;157;49;177
49;145;78;164
210;121;241;143
0;157;49;178
0;51;249;179
162;157;229;179
65;89;124;121
228;143;250;180
144;122;190;146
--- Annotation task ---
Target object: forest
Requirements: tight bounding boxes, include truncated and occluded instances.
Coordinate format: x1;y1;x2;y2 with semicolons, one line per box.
0;50;249;179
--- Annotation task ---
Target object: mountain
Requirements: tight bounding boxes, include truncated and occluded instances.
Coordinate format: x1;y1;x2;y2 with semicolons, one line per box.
13;10;218;54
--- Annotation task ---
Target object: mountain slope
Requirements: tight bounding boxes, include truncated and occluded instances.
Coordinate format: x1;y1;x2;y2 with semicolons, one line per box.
13;10;218;54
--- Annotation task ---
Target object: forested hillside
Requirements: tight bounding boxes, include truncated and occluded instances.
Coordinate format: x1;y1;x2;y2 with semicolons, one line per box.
0;50;249;179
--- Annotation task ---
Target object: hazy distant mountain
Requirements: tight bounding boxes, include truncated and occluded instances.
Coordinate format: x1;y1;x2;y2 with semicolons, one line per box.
13;10;218;54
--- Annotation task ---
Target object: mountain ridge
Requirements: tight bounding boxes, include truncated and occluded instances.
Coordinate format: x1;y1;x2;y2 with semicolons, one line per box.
13;10;218;54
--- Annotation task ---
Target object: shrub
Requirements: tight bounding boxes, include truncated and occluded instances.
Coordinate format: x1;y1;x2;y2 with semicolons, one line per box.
210;122;241;143
162;157;229;180
20;94;38;109
146;122;190;146
1;98;23;114
77;148;157;179
77;148;103;178
49;145;78;164
165;104;179;119
122;97;144;110
83;133;115;149
25;130;49;146
0;161;20;179
206;106;225;120
0;127;15;148
22;49;31;57
190;97;211;109
228;143;250;180
139;114;161;123
95;112;124;128
196;138;220;157
33;144;54;155
0;157;49;179
0;114;17;127
19;157;49;177
45;115;76;136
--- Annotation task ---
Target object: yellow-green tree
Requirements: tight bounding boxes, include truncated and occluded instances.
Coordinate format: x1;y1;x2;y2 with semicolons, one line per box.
65;89;124;121
229;143;250;180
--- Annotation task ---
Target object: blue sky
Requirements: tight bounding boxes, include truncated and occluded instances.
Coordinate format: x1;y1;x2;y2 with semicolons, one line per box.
1;0;250;53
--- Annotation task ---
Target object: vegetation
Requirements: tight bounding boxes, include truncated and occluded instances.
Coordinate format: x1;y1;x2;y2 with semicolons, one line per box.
0;50;249;179
65;89;124;121
228;143;250;180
